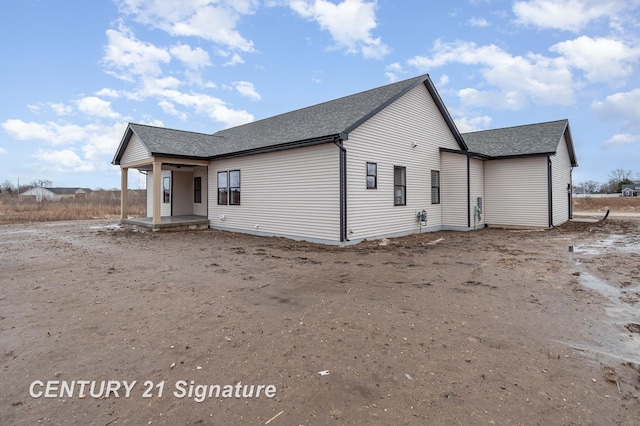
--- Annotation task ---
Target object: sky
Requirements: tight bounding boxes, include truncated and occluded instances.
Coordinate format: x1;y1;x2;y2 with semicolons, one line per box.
1;0;639;190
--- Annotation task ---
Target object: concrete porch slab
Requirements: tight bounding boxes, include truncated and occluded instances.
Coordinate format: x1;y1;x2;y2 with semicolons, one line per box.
121;215;209;231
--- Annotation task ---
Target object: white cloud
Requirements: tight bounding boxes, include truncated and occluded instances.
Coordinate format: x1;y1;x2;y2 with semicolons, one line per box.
5;120;128;173
1;119;128;170
408;40;574;109
234;81;261;100
513;0;630;32
592;89;640;148
103;24;171;80
81;122;130;163
76;97;122;119
100;20;254;129
288;0;389;59
468;17;489;27
159;90;254;128
2;119;87;146
170;43;210;69
33;149;95;172
49;103;74;116
550;36;640;83
223;52;245;66
27;103;73;115
592;89;640;124
124;76;254;128
385;62;406;82
115;0;256;53
96;88;120;98
158;100;188;120
602;133;640;146
0;147;6;154
454;115;493;133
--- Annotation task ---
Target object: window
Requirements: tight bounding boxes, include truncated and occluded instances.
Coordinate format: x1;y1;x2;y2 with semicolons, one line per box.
366;162;377;189
229;170;241;205
163;176;170;203
394;166;406;206
217;172;228;205
431;170;440;204
217;170;241;205
194;176;202;204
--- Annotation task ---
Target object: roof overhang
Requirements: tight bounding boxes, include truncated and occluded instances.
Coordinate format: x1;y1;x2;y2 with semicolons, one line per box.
439;147;491;160
561;121;578;167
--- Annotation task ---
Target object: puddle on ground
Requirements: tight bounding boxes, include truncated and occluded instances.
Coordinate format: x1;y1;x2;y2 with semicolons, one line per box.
563;234;640;364
89;224;122;230
572;234;640;255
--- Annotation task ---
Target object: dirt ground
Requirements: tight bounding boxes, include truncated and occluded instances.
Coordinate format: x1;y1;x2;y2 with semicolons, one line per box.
1;217;639;425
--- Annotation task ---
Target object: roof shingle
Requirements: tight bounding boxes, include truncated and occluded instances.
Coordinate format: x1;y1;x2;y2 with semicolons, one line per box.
462;119;577;166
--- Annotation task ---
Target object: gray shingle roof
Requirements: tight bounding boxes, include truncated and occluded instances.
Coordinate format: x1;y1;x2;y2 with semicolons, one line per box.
47;187;92;195
126;124;220;158
113;74;466;164
212;74;445;155
462;119;577;166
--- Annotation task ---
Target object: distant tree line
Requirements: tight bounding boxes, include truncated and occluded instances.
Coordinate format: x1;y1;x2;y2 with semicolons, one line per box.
575;169;638;194
0;179;53;195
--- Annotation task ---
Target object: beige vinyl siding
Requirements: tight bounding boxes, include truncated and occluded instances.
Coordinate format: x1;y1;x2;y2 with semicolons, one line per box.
208;143;340;242
172;171;193;216
121;133;150;165
484;157;548;227
345;83;463;240
193;166;208;217
470;158;485;228
440;152;467;228
551;135;572;226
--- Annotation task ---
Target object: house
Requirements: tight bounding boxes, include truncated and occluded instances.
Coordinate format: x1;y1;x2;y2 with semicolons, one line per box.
20;187;92;202
622;184;640;196
112;74;578;244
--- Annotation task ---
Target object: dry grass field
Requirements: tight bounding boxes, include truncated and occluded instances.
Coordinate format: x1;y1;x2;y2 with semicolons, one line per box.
0;190;146;225
0;191;636;225
573;196;640;212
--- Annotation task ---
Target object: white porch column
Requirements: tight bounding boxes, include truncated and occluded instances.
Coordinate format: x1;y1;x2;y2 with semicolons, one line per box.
152;159;162;225
120;167;128;220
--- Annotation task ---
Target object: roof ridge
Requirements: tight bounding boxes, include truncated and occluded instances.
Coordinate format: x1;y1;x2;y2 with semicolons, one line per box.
462;118;568;135
129;122;215;137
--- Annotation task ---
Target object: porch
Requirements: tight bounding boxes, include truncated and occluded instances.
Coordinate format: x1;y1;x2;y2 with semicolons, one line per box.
122;215;209;231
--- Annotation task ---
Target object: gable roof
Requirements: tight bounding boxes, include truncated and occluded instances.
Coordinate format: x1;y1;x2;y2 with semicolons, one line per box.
212;74;466;155
462;119;578;166
20;187;91;196
622;184;640;190
47;187;92;195
120;124;218;159
113;74;466;164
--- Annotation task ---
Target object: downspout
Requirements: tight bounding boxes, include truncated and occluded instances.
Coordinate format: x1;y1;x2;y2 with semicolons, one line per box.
547;156;553;227
333;138;348;242
569;167;573;219
467;155;471;228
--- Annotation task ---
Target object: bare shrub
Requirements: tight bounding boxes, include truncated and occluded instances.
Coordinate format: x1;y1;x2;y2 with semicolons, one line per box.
0;190;146;224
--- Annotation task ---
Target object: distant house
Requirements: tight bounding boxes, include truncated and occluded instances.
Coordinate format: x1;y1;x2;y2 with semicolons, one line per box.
112;74;578;244
622;184;640;197
20;187;92;202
